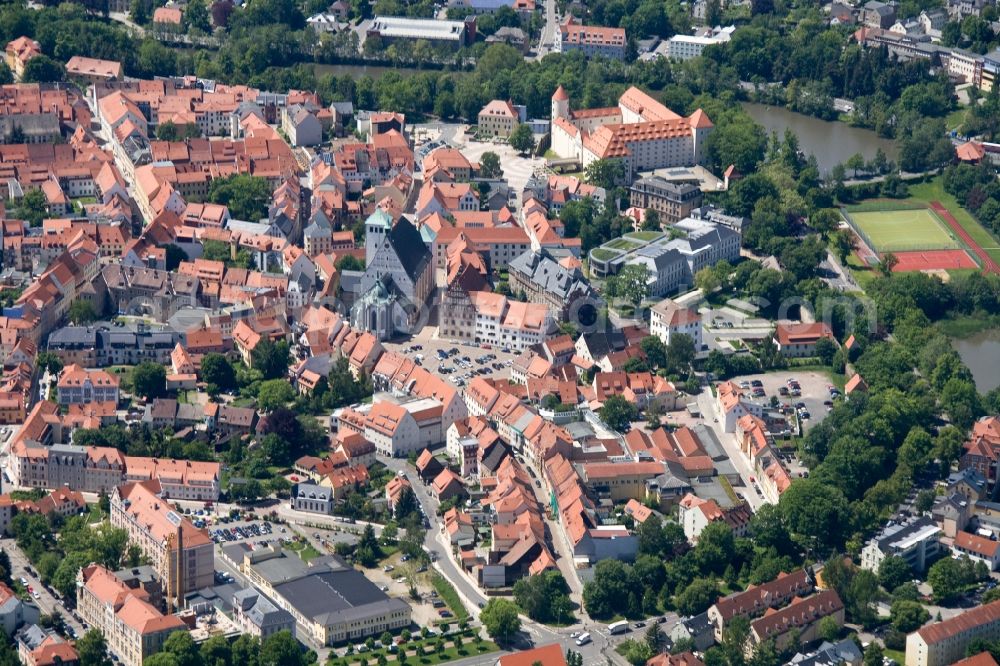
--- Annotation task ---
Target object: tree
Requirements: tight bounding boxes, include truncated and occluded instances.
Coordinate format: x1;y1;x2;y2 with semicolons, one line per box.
600;395;638;432
814;337;838;365
642;208;661;232
131;362;166;400
817;615;841;642
878;252;899;276
831;229;854;264
585;158;626;189
645;624;664;652
890;600;930;633
260;631;306;666
211;0;235;26
77;630;111;666
21;55;65;84
513;571;573;623
12;189;47;227
35;352;63;376
200;353;236;392
608;264;650;306
161;632;200;666
778;478;850;553
508;124;535;155
185;0;211;31
257;379;295;411
928;556;981;603
480;598;521;645
251;338;291;379
676;578;717;616
940;377;984;430
665;333;696;374
130;0;150;23
156;120;180;141
846;153;865;178
479;151;502;179
206;174;271;221
863;642;884;666
878;556;913;592
68;300;98;325
199;636;232;666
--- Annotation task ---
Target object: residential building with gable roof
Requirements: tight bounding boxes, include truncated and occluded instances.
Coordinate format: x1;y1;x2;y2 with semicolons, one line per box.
905;600;1000;666
110;480;215;601
76;565;186;666
747;589;844;655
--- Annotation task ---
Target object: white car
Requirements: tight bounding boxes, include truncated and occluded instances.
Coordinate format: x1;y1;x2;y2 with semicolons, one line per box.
32;592;40;600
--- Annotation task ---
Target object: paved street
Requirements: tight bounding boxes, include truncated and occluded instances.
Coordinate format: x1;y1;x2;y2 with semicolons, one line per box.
820;249;860;292
695;389;766;511
1;538;86;638
378;458;647;666
533;0;559;60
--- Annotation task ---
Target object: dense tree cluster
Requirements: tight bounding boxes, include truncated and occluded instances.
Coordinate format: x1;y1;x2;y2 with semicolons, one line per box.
10;513;133;598
143;630;313;666
943;162;1000;238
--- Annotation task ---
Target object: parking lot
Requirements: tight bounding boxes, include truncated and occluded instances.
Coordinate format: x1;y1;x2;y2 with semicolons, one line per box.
383;325;524;385
731;370;840;435
209;519;282;545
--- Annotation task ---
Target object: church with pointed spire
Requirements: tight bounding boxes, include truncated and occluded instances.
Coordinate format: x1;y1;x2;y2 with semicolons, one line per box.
349;209;434;340
549;84;714;179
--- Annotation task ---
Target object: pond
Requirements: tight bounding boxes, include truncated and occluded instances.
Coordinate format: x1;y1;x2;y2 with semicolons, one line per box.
952;328;1000;393
741;102;899;175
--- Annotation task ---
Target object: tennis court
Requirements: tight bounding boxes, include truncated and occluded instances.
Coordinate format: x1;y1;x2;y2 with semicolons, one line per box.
887;249;978;272
849;207;960;252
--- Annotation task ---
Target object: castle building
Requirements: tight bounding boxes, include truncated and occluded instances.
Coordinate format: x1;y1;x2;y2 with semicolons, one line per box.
549;85;713;179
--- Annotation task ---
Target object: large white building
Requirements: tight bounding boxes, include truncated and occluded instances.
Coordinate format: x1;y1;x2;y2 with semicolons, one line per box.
666;25;736;60
588;219;740;298
467;292;555;351
650;298;703;348
860;516;942;573
550;85;713;178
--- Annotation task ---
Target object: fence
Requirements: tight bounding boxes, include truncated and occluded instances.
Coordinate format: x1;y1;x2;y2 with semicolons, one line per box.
840;206;960;258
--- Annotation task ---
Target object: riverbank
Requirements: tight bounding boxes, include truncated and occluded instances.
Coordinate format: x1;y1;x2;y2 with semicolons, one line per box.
937;314;1000;338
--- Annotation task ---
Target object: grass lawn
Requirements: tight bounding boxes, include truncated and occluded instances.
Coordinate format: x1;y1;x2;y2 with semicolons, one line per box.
884;648;905;665
845;252;878;289
945;107;968;132
431;573;470;622
849;208;960;252
908;178;1000;264
590;248;620;262
285;539;323;561
328;635;498;666
605;237;641;250
628;230;662;241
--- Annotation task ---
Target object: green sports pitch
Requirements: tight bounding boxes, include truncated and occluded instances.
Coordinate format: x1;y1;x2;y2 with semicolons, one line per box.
848;207;960;253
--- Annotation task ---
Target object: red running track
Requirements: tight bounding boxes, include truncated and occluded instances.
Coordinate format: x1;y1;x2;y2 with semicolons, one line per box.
930;201;1000;274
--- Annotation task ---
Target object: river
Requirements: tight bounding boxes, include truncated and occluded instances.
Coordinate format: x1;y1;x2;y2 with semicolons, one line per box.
953;329;1000;393
741;102;898;174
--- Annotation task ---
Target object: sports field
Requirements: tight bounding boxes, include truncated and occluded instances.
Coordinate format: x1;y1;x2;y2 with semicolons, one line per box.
849;207;960;252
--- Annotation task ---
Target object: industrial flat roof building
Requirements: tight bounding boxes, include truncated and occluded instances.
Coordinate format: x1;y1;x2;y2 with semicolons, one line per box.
367;16;477;47
242;549;410;647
